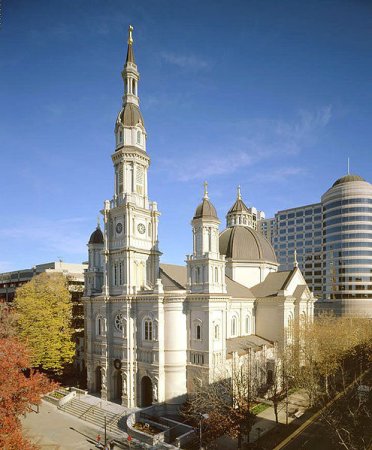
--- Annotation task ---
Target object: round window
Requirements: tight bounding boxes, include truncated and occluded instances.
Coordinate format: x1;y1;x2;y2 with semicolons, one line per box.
114;313;125;331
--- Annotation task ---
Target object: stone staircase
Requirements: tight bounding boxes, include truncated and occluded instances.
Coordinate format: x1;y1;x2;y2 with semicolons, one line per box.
59;398;127;436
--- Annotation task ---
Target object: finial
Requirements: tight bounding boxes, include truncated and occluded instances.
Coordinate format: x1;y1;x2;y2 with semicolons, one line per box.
128;25;134;45
203;181;209;200
237;185;241;200
294;249;298;268
97;216;101;228
347;157;350;175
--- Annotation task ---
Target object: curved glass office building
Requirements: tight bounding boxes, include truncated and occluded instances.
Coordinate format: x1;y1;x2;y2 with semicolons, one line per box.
322;174;372;316
259;173;372;317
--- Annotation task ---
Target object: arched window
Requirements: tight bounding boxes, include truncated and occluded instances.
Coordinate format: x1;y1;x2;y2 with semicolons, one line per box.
215;267;218;282
119;130;123;143
196;267;200;284
245;315;251;334
114;313;126;335
214;324;220;340
196;324;201;340
97;316;103;336
231;316;237;337
144;318;153;341
137;130;141;144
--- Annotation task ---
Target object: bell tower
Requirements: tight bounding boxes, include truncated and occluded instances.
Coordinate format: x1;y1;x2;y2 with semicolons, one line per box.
102;26;161;295
186;183;226;294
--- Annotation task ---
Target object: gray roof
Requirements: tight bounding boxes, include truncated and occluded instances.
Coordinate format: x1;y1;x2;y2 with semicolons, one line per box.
228;198;249;214
250;270;294;297
226;335;273;356
159;264;186;291
193;198;218;220
159;263;254;298
117;103;144;127
219;226;277;264
332;174;365;187
88;226;104;245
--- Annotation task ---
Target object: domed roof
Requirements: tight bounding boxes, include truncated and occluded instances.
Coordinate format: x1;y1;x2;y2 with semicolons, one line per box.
193;198;219;220
228;198;249;214
89;226;104;245
219;226;277;264
117;103;144;127
332;174;366;187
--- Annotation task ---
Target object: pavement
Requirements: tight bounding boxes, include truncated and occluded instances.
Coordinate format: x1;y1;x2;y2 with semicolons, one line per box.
21;400;144;449
21;390;310;449
214;390;310;449
22;400;115;449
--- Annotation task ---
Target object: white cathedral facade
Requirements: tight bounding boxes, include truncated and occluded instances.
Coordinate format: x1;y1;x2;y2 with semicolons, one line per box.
83;27;315;408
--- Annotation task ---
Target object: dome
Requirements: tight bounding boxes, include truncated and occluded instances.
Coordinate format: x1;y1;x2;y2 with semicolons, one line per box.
117;103;144;127
89;227;104;245
332;174;366;187
219;226;277;263
193;198;218;220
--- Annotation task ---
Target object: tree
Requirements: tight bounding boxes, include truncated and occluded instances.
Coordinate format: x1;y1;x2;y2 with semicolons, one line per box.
0;306;56;449
0;302;18;338
14;272;75;374
183;353;260;449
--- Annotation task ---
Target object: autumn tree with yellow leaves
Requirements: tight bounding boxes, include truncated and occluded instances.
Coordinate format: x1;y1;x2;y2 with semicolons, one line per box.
14;272;75;374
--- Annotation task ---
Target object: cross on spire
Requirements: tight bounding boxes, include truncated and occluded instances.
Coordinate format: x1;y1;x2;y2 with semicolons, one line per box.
203;181;209;200
237;185;241;200
294;249;298;268
128;25;134;45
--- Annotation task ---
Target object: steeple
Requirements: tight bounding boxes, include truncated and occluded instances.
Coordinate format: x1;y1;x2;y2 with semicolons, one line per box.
187;184;226;294
126;25;135;64
120;25;140;108
226;186;254;228
113;25;148;202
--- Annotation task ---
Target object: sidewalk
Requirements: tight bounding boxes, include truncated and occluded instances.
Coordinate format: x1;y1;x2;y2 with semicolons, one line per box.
215;390;309;449
22;400;115;449
21;399;146;449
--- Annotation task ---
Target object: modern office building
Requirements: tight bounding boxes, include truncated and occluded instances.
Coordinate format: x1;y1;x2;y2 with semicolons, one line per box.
259;175;372;317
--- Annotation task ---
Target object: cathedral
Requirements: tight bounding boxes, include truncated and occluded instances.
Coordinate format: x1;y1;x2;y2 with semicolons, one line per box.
83;27;315;408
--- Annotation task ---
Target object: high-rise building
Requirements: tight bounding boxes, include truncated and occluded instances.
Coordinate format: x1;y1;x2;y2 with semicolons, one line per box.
259;175;372;317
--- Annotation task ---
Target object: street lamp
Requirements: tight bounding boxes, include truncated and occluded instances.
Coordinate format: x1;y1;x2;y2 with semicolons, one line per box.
104;414;107;446
199;413;209;450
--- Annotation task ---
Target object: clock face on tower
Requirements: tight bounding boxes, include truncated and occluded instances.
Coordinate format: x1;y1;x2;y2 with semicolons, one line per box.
137;223;146;234
116;223;123;234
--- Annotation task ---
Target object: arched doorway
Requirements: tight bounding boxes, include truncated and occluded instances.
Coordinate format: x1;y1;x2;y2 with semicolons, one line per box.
112;370;123;403
141;376;153;407
95;366;102;393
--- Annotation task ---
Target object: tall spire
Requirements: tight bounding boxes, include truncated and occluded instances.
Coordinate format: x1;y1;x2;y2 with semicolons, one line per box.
125;25;135;64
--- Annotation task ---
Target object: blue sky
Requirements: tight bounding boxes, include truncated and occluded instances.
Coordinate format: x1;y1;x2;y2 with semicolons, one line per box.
1;0;372;271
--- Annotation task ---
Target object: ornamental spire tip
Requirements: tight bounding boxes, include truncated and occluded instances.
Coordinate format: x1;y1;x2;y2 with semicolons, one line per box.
128;25;134;45
237;185;241;200
203;181;209;200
